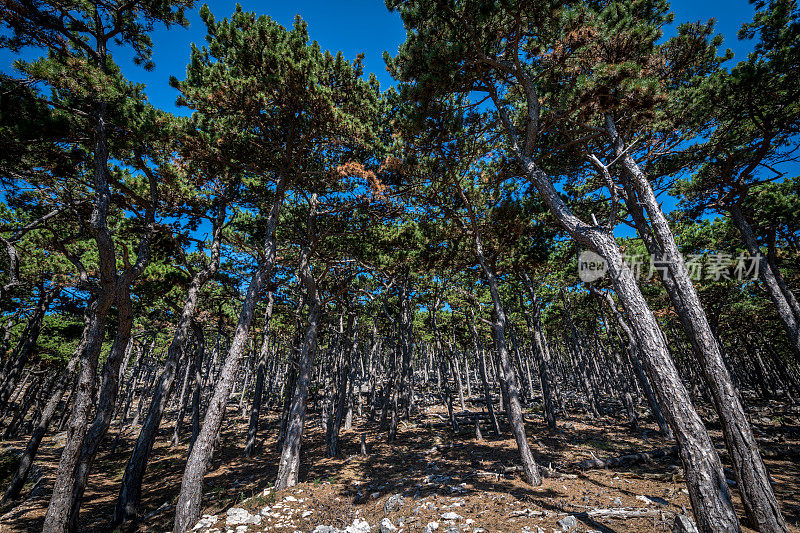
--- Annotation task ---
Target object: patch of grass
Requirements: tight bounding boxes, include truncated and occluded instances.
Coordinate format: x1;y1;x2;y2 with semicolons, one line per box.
586;439;614;452
243;490;277;509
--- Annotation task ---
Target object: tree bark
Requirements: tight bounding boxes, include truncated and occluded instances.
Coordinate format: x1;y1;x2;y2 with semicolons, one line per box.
730;204;800;358
173;174;288;533
0;284;58;412
244;292;275;457
1;358;77;504
505;132;739;530
519;274;557;430
275;196;321;488
274;302;320;489
113;199;226;523
609;115;786;533
467;309;501;436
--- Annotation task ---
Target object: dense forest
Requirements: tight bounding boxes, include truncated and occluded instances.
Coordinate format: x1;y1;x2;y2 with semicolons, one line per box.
0;0;799;532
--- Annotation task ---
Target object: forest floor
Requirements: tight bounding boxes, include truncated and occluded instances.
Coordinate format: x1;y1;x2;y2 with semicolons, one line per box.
0;397;798;533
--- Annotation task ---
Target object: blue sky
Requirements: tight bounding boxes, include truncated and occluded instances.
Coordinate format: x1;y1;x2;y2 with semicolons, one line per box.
117;0;409;113
1;0;763;114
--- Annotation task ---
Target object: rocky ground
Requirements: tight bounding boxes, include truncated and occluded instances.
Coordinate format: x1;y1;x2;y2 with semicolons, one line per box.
0;397;799;532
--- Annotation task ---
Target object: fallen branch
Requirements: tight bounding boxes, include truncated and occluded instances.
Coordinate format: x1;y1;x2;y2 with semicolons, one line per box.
574;447;678;470
583;507;663;519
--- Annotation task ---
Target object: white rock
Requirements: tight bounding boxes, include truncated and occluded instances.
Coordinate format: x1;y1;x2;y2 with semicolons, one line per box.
557;515;577;531
226;508;260;526
345;518;371;533
193;514;218;530
423;522;439;533
379;518;397;533
302;510;313;518
312;526;340;533
284;496;298;502
441;512;462;521
235;526;248;533
636;495;654;505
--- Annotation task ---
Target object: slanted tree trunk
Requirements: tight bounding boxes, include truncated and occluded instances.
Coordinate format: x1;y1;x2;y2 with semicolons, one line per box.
2;357;77;504
173;174;289;533
730;204;800;358
244;292;275;457
3;372;42;439
275;196;321;489
64;161;156;527
172;353;194;446
0;284;58;412
275;302;320;488
592;286;673;439
519;274;557;430
467;308;501;436
481;262;541;486
328;313;355;457
44;286;115;533
68;284;138;531
42;30;121;527
0;311;21;364
608;115;786;533
115;200;226;524
189;323;205;452
503;125;739;528
398;275;414;419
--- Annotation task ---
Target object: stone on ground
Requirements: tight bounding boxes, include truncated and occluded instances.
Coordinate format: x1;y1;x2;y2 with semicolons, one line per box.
379;517;397;533
557;514;578;531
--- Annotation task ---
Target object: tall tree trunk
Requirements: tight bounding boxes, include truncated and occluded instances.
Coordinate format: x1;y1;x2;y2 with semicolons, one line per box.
189;323;205;452
398;275;414;419
730;204;800;358
328;313;355;457
173;174;289;533
42;33;121;525
592;286;673;439
0;284;58;412
451;181;541;486
608;115;786;533
275;196;321;489
467;309;501;436
244;292;275;457
1;358;77;504
274;302;320;488
519;274;557;430
482;262;541;486
172;354;194;446
508;139;739;530
67;286;137;531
